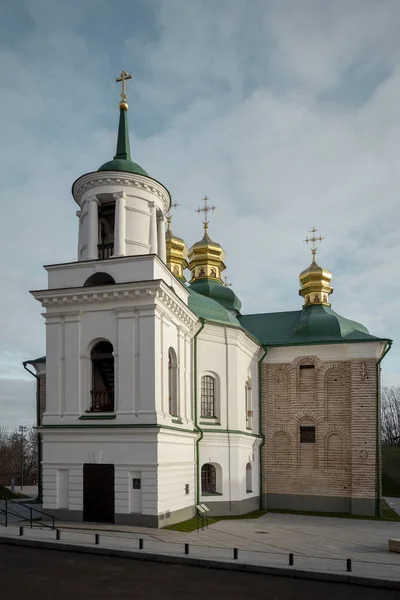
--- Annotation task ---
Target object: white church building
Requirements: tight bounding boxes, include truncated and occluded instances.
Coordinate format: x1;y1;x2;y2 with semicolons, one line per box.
24;73;391;527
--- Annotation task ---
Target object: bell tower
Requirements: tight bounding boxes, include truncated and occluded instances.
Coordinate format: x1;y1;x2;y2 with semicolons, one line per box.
31;72;198;529
72;71;170;262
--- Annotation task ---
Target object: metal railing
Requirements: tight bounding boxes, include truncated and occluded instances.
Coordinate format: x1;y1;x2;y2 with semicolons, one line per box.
0;498;57;530
98;243;114;260
90;390;114;412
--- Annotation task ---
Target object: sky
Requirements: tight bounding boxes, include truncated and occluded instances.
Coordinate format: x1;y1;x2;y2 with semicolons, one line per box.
1;0;400;430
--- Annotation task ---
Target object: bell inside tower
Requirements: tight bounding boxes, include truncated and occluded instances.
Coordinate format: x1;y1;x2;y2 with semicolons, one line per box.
98;201;115;259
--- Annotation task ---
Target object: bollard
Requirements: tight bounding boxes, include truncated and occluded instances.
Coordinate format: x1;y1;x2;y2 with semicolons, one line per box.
19;526;23;537
56;529;61;541
139;538;144;550
289;553;294;566
95;534;100;545
185;543;189;555
346;558;352;573
233;548;238;560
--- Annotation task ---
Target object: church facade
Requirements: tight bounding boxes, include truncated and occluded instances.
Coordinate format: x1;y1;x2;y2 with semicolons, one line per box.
24;74;391;527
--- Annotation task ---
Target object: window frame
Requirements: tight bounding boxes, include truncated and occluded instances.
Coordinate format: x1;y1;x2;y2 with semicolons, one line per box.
201;463;217;494
300;425;316;444
200;375;216;418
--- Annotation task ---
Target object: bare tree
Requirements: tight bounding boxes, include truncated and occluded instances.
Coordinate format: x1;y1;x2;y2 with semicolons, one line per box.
0;427;38;486
381;386;400;445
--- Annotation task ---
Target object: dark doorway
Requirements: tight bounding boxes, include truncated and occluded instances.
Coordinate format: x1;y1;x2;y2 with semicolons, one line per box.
83;464;115;523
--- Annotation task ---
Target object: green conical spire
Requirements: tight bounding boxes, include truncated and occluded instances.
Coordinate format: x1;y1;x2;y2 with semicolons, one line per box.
114;106;131;161
97;71;149;177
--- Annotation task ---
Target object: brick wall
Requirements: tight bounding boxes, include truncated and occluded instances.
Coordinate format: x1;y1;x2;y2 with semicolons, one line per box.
262;354;378;509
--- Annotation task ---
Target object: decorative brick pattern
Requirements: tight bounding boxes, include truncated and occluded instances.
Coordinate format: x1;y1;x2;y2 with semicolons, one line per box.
262;354;377;508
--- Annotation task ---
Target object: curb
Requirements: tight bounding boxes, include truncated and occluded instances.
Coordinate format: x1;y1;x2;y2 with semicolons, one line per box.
0;535;399;590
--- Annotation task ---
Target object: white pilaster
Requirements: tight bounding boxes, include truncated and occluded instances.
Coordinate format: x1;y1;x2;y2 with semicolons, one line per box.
76;210;82;260
157;214;166;262
113;191;126;257
86;196;99;260
149;202;158;254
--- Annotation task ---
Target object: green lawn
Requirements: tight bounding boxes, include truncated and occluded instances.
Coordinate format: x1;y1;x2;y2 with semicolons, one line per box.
0;484;27;500
382;445;400;497
164;510;267;532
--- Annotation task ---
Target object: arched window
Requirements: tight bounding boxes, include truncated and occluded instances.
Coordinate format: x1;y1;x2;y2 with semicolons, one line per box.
201;464;216;493
168;348;178;416
246;463;252;493
84;272;115;287
201;376;215;417
90;341;114;412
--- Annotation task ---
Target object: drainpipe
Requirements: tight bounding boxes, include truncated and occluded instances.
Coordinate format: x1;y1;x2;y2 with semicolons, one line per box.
258;346;269;510
194;318;206;504
375;340;392;517
23;362;42;503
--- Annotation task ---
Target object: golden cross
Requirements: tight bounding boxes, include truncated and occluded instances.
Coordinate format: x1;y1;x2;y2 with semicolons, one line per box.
116;70;132;102
166;200;180;231
304;227;324;262
196;195;217;231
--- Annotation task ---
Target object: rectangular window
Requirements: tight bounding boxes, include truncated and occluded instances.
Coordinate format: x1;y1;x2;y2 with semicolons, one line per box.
300;426;316;443
201;376;216;417
132;478;141;489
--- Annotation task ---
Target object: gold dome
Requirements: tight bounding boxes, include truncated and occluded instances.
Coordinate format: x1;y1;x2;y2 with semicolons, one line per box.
299;258;333;307
188;225;226;284
165;217;188;281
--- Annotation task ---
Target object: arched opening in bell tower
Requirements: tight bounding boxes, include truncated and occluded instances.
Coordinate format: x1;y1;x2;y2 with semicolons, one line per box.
90;341;115;412
98;199;116;259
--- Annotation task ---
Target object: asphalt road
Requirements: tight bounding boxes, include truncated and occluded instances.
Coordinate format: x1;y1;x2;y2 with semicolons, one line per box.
1;546;399;600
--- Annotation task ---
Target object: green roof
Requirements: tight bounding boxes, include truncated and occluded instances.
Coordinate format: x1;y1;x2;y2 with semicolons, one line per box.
239;304;385;347
97;105;148;176
187;287;241;327
189;279;242;315
23;356;46;365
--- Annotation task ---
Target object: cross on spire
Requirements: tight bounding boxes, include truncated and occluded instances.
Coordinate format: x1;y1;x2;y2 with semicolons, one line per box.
304;227;324;263
166;199;180;232
196;195;217;232
224;276;232;287
116;70;132;102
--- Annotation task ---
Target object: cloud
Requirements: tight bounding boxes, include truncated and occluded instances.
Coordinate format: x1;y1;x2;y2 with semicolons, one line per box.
1;0;400;427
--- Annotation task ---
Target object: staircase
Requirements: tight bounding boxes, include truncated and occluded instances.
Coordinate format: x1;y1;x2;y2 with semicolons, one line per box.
0;498;57;530
91;358;115;411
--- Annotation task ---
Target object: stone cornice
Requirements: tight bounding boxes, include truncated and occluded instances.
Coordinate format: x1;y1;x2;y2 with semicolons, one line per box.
32;279;198;329
72;171;170;213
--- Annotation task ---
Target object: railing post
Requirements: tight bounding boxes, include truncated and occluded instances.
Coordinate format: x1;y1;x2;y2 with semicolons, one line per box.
139;538;143;549
19;526;23;536
289;553;294;566
346;558;352;572
233;548;238;560
184;543;189;555
56;529;61;541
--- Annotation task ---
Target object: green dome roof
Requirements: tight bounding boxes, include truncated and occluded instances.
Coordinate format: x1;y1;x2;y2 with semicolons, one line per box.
97;104;148;177
294;304;371;341
187;288;241;327
97;158;148;176
239;303;384;347
189;279;242;316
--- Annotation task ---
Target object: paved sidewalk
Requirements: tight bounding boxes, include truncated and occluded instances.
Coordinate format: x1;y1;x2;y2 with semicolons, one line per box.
385;497;400;516
1;512;400;587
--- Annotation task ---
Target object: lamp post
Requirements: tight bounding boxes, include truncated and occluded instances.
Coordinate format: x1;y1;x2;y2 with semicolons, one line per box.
18;425;27;490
